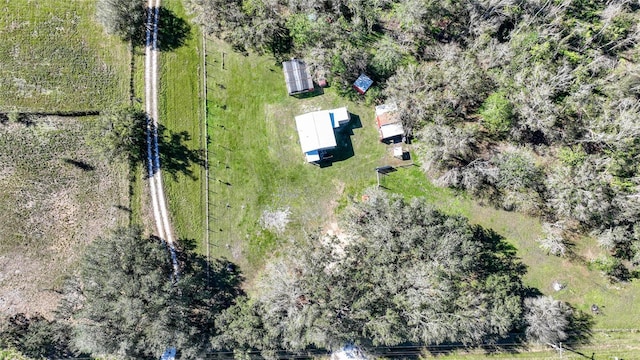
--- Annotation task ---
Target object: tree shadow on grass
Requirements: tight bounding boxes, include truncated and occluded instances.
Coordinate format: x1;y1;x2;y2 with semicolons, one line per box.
62;158;95;171
147;124;204;181
133;7;191;51
156;7;191;51
566;308;595;347
472;226;528;276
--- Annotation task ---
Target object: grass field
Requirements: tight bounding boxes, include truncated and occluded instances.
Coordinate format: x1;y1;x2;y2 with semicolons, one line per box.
0;117;129;317
0;1;129;112
430;331;640;359
155;0;206;246
203;37;640;340
0;0;131;319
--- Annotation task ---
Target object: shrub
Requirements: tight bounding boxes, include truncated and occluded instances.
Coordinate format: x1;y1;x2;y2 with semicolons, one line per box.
479;91;514;136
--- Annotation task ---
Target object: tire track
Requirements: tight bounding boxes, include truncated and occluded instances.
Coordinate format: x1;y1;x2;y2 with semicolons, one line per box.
145;0;178;276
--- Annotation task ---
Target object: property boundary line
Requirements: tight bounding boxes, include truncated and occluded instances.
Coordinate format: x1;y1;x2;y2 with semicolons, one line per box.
202;31;210;284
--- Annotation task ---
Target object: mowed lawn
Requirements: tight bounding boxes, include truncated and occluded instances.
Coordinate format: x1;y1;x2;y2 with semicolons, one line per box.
205;39;390;274
204;39;640;335
0;1;129;112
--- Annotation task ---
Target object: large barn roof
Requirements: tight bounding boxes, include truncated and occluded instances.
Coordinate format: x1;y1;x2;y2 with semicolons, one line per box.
283;59;314;95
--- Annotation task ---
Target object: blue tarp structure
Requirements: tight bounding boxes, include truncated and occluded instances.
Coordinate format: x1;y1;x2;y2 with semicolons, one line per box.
353;74;373;94
160;348;176;360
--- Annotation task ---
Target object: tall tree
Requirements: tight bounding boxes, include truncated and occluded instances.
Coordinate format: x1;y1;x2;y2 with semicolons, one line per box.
93;107;146;166
96;0;145;43
524;296;573;348
70;227;175;359
64;228;243;359
215;189;526;352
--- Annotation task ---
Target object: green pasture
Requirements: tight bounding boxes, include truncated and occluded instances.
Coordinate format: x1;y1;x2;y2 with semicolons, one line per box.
154;0;205;245
204;38;397;275
0;0;129;111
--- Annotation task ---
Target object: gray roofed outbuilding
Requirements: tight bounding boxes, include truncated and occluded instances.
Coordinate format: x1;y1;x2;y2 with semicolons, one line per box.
283;59;315;95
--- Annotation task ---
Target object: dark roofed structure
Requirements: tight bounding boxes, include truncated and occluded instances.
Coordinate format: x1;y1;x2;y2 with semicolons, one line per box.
283;59;315;95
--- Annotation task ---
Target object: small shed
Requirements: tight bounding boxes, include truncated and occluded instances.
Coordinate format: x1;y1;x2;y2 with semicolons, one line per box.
375;103;404;141
283;59;315;95
295;108;349;163
353;74;373;94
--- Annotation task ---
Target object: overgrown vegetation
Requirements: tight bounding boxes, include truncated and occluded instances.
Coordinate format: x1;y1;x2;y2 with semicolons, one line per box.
0;116;128;317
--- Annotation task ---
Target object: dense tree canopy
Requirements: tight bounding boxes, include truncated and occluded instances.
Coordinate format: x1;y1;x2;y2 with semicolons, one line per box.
214;189;526;353
0;313;74;359
68;227;176;359
58;227;242;360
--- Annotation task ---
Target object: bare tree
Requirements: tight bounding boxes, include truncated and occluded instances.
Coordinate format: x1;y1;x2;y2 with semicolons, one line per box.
524;296;572;348
537;222;568;257
417;124;480;173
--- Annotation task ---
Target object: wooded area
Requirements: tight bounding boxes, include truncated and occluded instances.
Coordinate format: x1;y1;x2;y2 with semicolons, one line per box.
211;190;590;356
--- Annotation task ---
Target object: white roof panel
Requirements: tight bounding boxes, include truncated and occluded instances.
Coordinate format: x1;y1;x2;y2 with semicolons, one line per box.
295;111;337;153
331;107;350;124
380;123;404;139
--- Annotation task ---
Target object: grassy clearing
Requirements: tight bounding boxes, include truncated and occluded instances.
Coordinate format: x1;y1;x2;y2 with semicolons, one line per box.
153;0;205;245
205;38;393;276
0;1;129;111
204;38;640;331
0;117;129;316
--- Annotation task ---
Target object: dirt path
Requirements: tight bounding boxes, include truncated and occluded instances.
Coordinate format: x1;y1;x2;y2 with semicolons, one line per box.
145;0;178;275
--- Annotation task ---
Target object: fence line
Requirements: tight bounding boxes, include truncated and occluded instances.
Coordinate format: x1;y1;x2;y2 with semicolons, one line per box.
202;32;211;285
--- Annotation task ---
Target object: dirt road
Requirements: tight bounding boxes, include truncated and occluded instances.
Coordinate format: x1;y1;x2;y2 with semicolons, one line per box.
145;0;178;274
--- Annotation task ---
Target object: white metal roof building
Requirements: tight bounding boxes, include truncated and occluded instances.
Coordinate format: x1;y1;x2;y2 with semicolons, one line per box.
295;107;350;162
